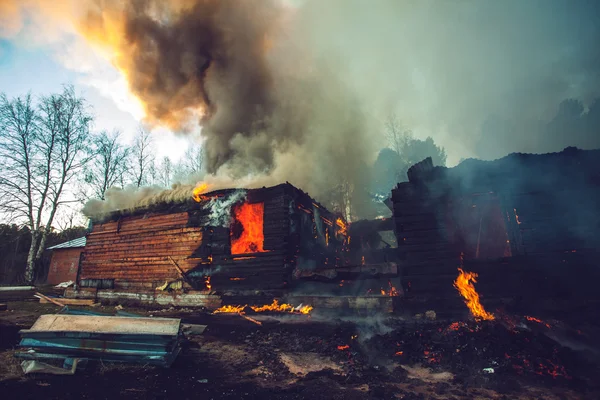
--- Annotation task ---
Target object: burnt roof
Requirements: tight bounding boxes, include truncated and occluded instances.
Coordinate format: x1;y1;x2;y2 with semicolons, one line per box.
91;182;335;224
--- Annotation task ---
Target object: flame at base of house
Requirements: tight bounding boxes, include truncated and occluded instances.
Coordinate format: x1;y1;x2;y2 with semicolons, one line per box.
454;268;495;321
213;299;313;315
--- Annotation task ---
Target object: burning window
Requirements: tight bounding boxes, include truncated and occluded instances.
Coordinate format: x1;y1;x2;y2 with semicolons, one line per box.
230;202;267;254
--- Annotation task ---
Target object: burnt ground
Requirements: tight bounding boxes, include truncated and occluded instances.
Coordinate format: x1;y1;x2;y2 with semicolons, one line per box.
1;301;600;400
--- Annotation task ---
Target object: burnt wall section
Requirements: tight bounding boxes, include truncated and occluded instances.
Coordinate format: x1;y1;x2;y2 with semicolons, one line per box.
391;147;600;314
80;212;203;290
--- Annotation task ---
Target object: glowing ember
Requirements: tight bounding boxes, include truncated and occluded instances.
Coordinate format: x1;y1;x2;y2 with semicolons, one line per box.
229;277;246;281
337;345;350;351
231;202;267;254
453;268;495;321
204;276;212;291
514;208;522;225
192;182;211;202
380;280;400;296
213;299;313;315
394;351;403;356
525;316;552;329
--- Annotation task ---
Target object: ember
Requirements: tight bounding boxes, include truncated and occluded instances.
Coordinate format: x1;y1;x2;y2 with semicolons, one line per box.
380;280;399;297
453;268;495;321
204;276;212;291
213;299;313;315
231;202;267;254
525;315;552;329
337;345;350;351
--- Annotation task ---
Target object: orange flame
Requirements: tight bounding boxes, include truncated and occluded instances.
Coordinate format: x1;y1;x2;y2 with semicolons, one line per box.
453;268;495;321
380;280;400;297
336;218;347;236
231;202;266;254
205;276;212;291
337;345;350;351
192;182;211;202
213;299;313;315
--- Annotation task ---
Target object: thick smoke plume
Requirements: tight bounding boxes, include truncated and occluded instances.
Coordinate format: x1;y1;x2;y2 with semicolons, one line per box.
75;0;377;217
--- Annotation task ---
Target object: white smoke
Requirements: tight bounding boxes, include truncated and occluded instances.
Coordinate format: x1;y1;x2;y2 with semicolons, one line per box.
203;190;247;227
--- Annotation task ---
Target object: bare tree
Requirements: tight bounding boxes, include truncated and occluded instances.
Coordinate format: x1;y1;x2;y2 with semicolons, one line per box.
157;156;173;188
84;130;131;200
182;144;204;175
0;86;93;283
173;143;204;183
131;126;154;187
384;113;413;157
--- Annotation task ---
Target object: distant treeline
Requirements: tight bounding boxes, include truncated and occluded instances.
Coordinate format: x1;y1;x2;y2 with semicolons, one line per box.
0;224;87;285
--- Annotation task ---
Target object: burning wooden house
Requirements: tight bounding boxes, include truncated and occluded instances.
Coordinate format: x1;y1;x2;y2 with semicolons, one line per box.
390;147;600;317
70;183;349;306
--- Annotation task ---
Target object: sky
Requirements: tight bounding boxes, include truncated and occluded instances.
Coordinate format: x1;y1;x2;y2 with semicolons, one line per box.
0;35;190;162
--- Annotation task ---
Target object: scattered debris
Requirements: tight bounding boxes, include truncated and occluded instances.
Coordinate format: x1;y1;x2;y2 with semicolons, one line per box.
38;297;95;306
54;281;74;289
483;367;495;374
21;359;79;375
181;324;207;336
34;292;65;307
425;310;437;320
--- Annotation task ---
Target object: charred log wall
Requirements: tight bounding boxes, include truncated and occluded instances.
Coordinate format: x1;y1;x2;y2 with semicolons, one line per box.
391;148;600;315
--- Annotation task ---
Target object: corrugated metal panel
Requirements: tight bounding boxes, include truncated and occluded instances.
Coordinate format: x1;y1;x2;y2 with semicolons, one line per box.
47;236;87;250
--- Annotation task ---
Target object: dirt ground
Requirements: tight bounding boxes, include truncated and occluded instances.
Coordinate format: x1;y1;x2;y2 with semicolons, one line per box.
1;301;599;400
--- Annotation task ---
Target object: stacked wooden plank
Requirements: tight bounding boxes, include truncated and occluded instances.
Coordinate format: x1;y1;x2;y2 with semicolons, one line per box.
16;314;182;367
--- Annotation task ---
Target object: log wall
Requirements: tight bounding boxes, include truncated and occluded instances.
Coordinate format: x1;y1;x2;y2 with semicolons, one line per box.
80;212;202;289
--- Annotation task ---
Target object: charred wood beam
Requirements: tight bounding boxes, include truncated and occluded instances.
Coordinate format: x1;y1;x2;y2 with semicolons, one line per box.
294;263;398;280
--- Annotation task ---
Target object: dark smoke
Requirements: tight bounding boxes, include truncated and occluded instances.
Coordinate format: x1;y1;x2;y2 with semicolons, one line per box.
83;0;282;173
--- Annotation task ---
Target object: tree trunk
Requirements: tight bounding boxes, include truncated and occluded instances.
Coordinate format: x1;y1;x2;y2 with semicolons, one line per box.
25;231;39;284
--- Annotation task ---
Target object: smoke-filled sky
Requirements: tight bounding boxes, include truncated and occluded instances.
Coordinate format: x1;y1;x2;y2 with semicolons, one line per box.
1;0;599;188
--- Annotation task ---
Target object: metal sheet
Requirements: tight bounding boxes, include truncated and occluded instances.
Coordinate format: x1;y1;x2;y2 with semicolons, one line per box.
25;315;181;336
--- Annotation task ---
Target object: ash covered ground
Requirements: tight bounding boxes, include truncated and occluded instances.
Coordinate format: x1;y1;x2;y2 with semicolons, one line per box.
1;301;600;400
